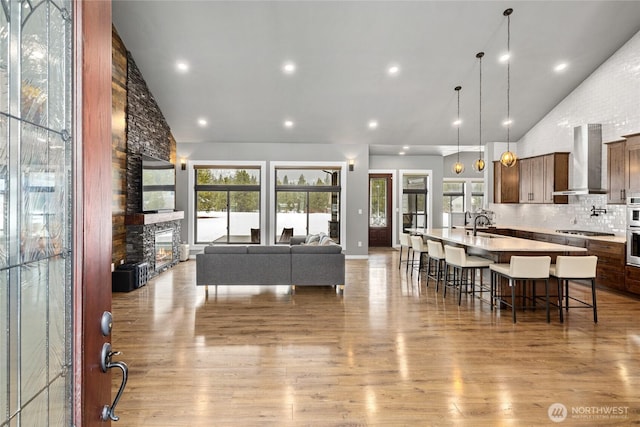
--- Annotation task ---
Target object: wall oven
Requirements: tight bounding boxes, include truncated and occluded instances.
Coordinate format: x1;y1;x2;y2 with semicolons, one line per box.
628;194;640;227
627;193;640;265
628;229;640;266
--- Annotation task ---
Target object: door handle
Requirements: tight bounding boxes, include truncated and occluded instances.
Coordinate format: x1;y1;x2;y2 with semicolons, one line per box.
100;342;129;422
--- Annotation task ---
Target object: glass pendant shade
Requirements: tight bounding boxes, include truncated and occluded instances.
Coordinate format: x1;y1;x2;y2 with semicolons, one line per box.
452;161;465;174
473;158;485;172
500;150;517;167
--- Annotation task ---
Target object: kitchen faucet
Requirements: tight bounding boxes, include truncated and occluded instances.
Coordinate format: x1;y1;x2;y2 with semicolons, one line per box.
473;214;491;237
464;211;472;226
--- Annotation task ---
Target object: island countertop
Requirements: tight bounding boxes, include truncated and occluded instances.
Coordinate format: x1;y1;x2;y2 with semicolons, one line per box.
408;228;588;253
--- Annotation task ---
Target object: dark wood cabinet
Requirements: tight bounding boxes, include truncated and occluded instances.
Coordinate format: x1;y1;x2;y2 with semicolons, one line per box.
493;161;519;203
607;140;626;204
624;133;640;194
518;153;568;204
586;239;626;292
624;265;640;295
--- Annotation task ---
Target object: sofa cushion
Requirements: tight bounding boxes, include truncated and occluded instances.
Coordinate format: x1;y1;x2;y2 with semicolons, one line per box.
291;244;342;254
204;246;248;254
247;245;291;254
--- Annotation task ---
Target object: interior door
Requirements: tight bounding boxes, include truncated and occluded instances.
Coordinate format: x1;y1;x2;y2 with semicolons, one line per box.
369;174;393;247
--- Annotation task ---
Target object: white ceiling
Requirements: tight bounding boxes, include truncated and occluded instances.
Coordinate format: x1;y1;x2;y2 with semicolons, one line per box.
112;1;640;156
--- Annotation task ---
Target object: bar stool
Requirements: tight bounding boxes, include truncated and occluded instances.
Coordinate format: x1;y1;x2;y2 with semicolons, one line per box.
444;246;494;305
426;240;446;291
490;256;552;323
409;235;428;280
399;233;413;272
549;255;598;323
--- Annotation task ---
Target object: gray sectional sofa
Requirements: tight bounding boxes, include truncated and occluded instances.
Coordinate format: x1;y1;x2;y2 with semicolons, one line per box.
196;237;345;289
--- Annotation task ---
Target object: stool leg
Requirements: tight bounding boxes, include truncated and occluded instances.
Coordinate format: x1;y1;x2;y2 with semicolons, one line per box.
511;278;517;323
545;278;550;323
565;279;570;312
398;246;403;269
557;277;564;323
591;278;598;323
458;267;463;305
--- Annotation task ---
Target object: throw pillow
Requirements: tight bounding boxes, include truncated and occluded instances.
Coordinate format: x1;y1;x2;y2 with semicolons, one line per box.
305;234;320;244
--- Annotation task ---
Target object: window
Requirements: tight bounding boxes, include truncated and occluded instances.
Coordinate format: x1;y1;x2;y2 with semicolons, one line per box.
470;181;485;212
275;167;341;243
443;181;465;215
401;174;428;232
194;166;261;244
442;179;485;226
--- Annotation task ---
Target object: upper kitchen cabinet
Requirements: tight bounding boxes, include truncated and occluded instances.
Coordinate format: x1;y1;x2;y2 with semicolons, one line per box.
493;160;519;203
606;139;626;204
519;153;569;204
624;133;640;194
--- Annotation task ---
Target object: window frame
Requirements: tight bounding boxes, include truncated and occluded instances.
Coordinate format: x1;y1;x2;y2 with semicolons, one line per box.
398;170;432;235
188;161;267;246
442;178;485;226
270;161;347;246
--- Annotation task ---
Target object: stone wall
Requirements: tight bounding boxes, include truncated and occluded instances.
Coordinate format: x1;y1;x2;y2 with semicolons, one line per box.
125;51;175;214
112;27;127;265
111;28;180;275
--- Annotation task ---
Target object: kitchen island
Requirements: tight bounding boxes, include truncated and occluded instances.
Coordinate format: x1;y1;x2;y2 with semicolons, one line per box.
409;228;589;317
409;228;587;263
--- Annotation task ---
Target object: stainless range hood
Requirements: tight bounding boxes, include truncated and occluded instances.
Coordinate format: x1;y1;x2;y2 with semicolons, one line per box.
552;124;607;196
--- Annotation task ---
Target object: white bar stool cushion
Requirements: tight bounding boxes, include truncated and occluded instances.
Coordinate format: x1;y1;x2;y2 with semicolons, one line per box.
550;256;597;278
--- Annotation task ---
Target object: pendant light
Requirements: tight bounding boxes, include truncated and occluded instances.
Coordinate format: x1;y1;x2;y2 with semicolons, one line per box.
473;51;485;172
452;85;464;174
500;8;517;168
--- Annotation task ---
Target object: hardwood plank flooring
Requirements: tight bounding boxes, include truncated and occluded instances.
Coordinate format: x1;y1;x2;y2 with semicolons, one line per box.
112;248;640;425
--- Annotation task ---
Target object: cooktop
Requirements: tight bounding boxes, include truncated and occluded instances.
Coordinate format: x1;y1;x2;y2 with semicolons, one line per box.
555;229;615;237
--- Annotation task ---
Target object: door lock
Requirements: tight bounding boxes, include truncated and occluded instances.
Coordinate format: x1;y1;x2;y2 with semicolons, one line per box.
100;342;128;422
100;311;113;336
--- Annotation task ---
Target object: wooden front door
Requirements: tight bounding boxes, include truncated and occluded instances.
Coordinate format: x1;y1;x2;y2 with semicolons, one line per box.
75;0;116;425
369;174;393;247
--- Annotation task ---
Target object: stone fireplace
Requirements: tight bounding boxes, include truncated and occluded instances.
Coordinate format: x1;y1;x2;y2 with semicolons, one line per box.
125;211;184;276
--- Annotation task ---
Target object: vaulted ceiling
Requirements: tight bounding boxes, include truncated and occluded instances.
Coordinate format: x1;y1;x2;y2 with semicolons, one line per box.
112;1;640;156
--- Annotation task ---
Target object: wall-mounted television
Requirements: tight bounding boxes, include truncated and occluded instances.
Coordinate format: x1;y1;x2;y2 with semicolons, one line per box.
141;155;175;213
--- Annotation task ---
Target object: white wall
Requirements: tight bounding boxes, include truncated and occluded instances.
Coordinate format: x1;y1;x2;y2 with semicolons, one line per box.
176;142;370;256
488;30;640;235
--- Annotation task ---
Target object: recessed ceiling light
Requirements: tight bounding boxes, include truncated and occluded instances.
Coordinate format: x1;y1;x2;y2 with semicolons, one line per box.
387;64;400;76
453;119;462;126
176;61;189;73
282;61;296;74
399;151;406;155
499;53;510;63
554;62;568;72
503;119;513;126
197;118;207;127
403;146;410;150
284;120;294;129
368;120;379;129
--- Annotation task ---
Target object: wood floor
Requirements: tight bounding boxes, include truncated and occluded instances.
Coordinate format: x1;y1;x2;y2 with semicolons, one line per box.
111;249;640;426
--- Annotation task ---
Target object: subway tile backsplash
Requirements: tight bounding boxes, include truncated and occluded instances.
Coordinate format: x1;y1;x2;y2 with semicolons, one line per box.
490;195;626;236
